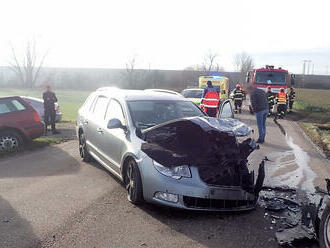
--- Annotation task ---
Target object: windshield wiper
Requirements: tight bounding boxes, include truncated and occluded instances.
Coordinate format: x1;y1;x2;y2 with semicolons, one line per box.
137;122;156;129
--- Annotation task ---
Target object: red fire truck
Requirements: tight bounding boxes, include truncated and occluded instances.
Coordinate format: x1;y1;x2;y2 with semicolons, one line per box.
246;65;295;93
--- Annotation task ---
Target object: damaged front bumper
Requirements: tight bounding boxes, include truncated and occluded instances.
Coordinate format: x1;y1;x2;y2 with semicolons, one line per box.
139;116;265;211
140;160;265;211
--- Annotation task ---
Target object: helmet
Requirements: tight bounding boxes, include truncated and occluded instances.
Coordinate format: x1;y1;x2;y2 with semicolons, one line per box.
290;86;295;90
267;86;271;90
280;88;285;92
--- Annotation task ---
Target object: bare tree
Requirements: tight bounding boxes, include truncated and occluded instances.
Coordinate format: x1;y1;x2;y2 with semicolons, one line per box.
124;55;137;88
8;39;47;88
203;50;219;73
233;52;255;83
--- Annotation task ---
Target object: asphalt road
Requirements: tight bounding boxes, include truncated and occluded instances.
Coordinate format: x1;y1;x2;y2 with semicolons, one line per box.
1;103;329;248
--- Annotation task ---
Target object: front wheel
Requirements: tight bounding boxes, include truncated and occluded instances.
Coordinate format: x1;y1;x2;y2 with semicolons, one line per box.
0;131;23;152
124;159;144;204
79;133;93;162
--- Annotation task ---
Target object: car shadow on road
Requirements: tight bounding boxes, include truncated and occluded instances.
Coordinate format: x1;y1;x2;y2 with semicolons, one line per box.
0;145;80;179
136;203;278;248
0;196;40;247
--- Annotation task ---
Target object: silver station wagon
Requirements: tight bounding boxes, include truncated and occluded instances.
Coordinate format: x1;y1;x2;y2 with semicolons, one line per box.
76;88;265;211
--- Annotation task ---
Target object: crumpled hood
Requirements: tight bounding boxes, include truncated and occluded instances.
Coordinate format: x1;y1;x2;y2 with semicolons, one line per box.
141;116;257;168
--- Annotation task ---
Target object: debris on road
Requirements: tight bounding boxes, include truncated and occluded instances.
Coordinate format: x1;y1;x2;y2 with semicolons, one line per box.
275;225;316;246
259;187;321;247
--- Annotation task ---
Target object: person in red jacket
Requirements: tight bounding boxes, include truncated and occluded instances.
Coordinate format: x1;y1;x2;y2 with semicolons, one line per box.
201;81;220;117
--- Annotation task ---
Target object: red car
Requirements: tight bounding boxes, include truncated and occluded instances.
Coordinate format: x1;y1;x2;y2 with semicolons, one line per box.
0;96;45;152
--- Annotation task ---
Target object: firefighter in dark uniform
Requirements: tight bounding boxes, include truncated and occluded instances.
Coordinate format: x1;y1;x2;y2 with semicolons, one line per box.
233;84;243;114
276;88;287;119
43;85;60;134
265;86;275;116
288;87;295;112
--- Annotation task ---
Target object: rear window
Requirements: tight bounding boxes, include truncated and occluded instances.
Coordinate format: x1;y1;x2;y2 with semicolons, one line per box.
82;94;95;111
12;100;26;111
0;98;26;115
92;96;109;119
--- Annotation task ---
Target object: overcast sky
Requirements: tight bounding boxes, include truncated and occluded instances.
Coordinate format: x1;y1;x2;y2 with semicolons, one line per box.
1;0;329;74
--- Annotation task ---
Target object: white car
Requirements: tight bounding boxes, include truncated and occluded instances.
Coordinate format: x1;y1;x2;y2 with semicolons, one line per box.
20;96;62;123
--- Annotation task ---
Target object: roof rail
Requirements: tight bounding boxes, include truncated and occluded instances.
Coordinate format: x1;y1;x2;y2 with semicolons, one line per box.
96;87;120;91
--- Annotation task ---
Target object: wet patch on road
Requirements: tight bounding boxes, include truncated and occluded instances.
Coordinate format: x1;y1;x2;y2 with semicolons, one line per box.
266;118;317;193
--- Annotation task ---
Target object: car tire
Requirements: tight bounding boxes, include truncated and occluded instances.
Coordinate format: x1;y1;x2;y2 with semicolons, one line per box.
319;204;330;248
0;130;23;152
79;133;93;162
124;159;144;204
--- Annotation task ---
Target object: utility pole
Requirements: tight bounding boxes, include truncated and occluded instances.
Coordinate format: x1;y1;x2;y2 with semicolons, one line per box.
312;64;314;75
307;62;310;75
303;60;311;75
302;60;307;74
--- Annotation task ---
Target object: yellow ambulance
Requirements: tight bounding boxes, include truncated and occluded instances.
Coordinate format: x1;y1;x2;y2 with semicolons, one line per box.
198;75;229;101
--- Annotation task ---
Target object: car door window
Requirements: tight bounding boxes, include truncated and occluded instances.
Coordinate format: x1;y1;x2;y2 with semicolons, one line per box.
106;99;125;124
93;96;109;120
220;101;234;118
0;99;26;114
0;101;11;114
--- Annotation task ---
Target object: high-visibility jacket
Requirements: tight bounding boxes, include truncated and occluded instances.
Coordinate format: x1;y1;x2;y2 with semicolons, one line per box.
234;89;243;100
289;91;295;101
276;92;287;105
203;86;219;98
201;91;220;110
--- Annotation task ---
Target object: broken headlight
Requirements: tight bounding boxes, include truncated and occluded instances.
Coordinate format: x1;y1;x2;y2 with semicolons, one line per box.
152;161;191;179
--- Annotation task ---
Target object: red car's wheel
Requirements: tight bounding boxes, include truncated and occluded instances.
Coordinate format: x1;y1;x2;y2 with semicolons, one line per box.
0;131;23;152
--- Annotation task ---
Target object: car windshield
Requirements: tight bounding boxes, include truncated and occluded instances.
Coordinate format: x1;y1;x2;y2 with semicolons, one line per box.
255;71;287;85
182;90;203;98
127;100;205;129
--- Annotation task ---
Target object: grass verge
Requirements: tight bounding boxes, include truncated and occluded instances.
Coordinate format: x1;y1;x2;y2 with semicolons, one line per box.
293;88;330;158
299;123;330;158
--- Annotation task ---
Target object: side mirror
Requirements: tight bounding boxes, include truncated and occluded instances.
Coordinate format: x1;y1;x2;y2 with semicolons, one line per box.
107;118;127;131
219;100;234;118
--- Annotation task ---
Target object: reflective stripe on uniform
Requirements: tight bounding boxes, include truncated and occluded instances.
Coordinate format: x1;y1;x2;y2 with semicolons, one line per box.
277;92;287;104
200;104;218;108
201;98;219;101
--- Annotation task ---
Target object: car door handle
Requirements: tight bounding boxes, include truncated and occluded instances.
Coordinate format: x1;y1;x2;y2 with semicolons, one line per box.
96;128;104;134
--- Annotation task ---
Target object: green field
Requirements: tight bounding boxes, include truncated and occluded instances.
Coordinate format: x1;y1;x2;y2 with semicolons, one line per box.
294;88;330;157
295;88;330;114
0;88;90;121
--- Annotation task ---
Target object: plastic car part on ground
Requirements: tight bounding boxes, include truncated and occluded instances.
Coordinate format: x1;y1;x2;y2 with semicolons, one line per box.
140;116;263;195
259;186;322;247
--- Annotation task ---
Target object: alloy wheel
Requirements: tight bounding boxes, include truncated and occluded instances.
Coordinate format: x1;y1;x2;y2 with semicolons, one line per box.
126;162;136;202
79;135;85;158
0;135;19;152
